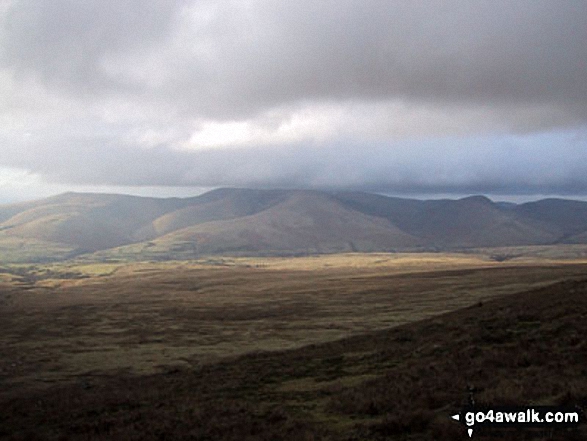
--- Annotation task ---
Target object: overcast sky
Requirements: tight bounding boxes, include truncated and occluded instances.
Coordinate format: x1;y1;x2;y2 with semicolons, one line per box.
1;0;586;202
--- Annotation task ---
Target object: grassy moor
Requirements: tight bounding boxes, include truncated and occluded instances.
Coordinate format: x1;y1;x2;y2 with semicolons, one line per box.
1;253;586;439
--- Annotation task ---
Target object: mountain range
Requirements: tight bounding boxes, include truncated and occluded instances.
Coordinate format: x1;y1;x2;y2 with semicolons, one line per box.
1;188;587;261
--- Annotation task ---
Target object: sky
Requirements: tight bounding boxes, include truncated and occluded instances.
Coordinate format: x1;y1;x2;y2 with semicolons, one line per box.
1;0;586;203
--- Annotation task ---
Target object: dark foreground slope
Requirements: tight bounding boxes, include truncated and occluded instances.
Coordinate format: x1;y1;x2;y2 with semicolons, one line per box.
2;278;586;440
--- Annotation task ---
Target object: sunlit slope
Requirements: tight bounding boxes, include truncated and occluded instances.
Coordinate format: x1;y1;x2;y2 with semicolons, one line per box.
142;188;289;237
150;191;422;254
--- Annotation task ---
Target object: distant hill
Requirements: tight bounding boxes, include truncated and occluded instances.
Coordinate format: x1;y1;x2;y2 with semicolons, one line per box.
137;188;290;239
1;188;587;261
0;193;185;253
154;191;421;255
332;193;560;248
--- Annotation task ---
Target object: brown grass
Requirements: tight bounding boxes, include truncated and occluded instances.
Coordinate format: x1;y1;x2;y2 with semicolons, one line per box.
2;257;586;388
0;255;586;439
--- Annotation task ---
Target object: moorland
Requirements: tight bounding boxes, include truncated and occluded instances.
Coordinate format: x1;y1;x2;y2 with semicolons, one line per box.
1;252;587;440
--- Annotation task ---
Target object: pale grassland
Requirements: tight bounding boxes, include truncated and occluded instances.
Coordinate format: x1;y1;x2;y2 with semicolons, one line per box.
14;245;587;281
0;235;74;263
4;251;500;288
216;250;587;271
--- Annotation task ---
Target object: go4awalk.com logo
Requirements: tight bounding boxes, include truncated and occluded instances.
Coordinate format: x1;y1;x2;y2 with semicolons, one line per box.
451;406;582;437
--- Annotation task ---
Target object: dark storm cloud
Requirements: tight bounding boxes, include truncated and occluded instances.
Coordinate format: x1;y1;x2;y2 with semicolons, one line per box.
225;1;587;114
2;0;586;120
0;0;188;99
1;0;587;198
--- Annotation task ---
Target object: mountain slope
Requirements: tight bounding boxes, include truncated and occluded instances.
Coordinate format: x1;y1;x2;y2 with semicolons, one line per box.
138;188;290;239
152;191;422;255
1;189;587;261
401;196;557;247
334;193;559;247
0;193;187;252
514;199;587;242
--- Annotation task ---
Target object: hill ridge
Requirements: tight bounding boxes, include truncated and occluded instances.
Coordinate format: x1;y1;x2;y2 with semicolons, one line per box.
1;188;587;261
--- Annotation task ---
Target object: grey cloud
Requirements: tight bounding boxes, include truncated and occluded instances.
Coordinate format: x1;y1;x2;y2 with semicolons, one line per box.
1;0;587;200
166;0;587;121
2;0;586;122
3;131;587;196
0;0;186;92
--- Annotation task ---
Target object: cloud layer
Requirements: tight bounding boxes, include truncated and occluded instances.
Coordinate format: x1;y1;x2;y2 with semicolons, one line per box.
1;0;586;199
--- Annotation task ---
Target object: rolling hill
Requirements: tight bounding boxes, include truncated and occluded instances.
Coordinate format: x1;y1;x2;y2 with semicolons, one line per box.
153;191;422;255
1;188;587;261
332;193;561;248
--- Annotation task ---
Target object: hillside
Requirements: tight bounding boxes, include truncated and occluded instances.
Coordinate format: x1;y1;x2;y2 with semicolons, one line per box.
1;188;587;262
152;191;422;255
137;188;290;239
333;193;560;248
2;271;586;440
0;193;187;259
